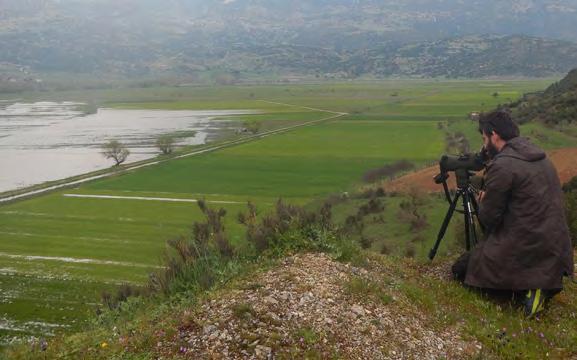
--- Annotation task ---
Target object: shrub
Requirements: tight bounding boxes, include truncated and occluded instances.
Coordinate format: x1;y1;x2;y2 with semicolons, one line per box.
147;200;234;295
343;215;364;236
445;131;470;154
358;198;385;217
563;176;577;193
359;235;373;250
397;187;429;233
359;187;386;199
362;160;414;183
238;199;336;255
404;245;416;258
566;191;577;247
243;120;262;134
380;243;391;255
101;284;146;310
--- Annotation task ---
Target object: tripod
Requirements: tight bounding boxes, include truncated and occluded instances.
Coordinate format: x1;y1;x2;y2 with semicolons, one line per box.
428;168;484;261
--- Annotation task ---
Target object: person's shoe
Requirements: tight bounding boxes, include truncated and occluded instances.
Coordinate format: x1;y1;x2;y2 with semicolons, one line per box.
523;289;545;318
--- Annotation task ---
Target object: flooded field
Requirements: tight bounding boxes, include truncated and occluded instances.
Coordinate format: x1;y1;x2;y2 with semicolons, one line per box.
0;102;252;193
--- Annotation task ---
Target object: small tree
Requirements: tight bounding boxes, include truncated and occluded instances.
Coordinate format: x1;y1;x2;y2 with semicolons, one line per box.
156;135;176;155
243;120;262;134
101;140;130;166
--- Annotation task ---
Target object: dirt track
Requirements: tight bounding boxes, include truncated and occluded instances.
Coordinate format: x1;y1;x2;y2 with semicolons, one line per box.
384;147;577;193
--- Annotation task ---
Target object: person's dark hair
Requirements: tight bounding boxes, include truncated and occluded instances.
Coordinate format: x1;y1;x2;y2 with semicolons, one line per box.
478;110;520;140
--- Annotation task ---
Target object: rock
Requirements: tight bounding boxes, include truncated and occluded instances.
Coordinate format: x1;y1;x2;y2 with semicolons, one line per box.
255;345;272;359
203;324;217;335
266;311;280;322
264;296;278;305
351;304;366;316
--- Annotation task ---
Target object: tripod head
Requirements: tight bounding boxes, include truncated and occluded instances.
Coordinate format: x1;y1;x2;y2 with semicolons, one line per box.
435;151;487;203
429;153;487;261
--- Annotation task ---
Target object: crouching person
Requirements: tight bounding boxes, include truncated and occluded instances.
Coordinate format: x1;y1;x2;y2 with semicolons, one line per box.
452;110;574;317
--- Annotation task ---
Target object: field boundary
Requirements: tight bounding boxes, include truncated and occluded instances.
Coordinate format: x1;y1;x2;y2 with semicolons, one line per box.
0;102;347;204
0;252;163;268
62;194;245;204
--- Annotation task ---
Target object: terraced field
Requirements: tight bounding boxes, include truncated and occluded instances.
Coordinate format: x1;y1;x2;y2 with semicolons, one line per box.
0;79;560;346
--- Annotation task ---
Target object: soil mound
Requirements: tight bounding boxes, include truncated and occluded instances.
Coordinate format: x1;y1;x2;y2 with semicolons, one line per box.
151;253;478;359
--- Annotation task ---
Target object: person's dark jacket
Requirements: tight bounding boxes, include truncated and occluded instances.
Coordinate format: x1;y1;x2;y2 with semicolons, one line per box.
465;137;574;290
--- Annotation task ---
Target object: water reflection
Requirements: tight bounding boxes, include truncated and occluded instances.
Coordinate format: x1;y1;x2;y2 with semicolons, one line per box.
0;102;253;192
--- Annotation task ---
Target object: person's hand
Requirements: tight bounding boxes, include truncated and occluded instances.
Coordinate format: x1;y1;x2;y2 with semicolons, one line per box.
478;191;486;203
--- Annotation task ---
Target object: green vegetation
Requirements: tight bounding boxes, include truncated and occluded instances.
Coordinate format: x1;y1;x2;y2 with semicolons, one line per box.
343;276;394;305
392;254;577;359
564;176;577;247
2;79;576;351
507;68;577;130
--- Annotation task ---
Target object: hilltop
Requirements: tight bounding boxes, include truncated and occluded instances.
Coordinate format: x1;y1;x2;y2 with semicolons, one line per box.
8;247;577;359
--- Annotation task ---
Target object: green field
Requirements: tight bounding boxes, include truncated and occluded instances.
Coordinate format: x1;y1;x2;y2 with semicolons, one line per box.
0;79;568;346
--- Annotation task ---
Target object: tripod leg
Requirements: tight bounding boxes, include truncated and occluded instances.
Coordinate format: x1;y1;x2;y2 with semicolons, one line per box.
462;191;473;251
469;191;485;234
429;191;461;260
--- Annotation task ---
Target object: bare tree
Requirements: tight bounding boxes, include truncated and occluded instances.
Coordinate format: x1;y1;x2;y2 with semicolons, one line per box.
156;135;176;155
101;140;130;166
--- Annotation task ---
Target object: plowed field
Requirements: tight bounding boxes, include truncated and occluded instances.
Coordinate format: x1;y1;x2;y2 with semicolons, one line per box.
385;147;577;193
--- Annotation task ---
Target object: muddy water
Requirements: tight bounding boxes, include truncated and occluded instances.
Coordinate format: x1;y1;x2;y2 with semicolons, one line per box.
0;102;253;193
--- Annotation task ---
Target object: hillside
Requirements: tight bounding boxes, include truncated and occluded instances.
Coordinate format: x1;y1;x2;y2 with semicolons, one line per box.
8;250;577;359
507;68;577;126
2;0;577;87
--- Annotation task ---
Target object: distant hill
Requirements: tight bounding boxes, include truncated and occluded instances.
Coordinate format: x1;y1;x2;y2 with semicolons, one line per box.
2;0;577;86
508;68;577;125
367;35;577;78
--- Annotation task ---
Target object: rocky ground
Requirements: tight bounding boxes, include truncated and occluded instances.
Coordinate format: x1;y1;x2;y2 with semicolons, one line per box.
150;253;481;359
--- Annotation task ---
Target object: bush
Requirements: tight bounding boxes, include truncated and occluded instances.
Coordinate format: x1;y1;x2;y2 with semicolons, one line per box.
445;131;470;154
566;191;577;247
238;199;336;255
147;200;234;295
405;245;416;258
362;160;414;183
358;198;385;217
563;176;577;193
101;284;146;311
243;120;262;134
104;199;360;309
397;188;429;233
359;235;373;250
380;244;391;255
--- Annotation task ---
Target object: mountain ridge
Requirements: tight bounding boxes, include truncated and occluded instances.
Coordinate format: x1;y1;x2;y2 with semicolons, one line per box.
2;1;577;88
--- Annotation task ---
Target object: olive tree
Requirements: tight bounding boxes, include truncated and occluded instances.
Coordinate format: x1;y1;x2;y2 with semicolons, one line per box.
101;140;130;166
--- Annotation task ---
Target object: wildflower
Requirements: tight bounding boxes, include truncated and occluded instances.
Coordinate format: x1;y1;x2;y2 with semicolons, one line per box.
101;342;108;348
